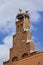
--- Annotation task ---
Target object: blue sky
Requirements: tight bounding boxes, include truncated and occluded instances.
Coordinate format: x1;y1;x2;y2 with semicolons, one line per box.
31;11;43;51
0;0;43;65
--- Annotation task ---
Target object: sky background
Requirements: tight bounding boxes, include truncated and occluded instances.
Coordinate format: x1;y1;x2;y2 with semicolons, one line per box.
0;0;43;65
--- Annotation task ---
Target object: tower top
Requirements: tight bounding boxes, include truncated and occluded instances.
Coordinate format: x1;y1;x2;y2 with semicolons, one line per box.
16;9;30;32
16;9;29;20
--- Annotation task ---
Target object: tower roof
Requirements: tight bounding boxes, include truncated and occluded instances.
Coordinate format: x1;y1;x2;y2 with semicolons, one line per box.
16;13;29;20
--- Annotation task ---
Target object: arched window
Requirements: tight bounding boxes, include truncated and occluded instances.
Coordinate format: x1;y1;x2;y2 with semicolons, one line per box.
12;56;18;62
22;53;28;58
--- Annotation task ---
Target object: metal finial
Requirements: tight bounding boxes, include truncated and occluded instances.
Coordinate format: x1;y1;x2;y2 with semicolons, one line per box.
19;8;22;13
25;9;29;13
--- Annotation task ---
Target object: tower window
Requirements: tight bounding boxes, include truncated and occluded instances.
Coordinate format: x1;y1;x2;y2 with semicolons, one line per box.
17;25;19;28
22;53;28;58
21;24;23;27
12;56;18;62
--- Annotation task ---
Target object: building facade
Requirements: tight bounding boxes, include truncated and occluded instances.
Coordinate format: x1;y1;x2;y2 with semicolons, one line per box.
3;10;43;65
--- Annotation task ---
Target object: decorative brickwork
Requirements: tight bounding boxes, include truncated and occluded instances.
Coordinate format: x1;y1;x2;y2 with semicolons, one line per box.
3;10;43;65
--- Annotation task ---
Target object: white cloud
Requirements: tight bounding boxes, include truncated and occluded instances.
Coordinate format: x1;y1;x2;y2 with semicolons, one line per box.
31;0;43;11
0;0;42;34
0;61;3;65
29;10;40;23
0;20;15;35
25;0;43;11
0;35;13;64
0;45;9;62
3;35;13;49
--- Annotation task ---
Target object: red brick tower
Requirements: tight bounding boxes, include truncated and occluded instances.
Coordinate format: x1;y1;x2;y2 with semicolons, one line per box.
3;10;34;65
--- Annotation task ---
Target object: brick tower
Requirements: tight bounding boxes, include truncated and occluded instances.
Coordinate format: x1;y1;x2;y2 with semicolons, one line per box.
3;10;34;65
